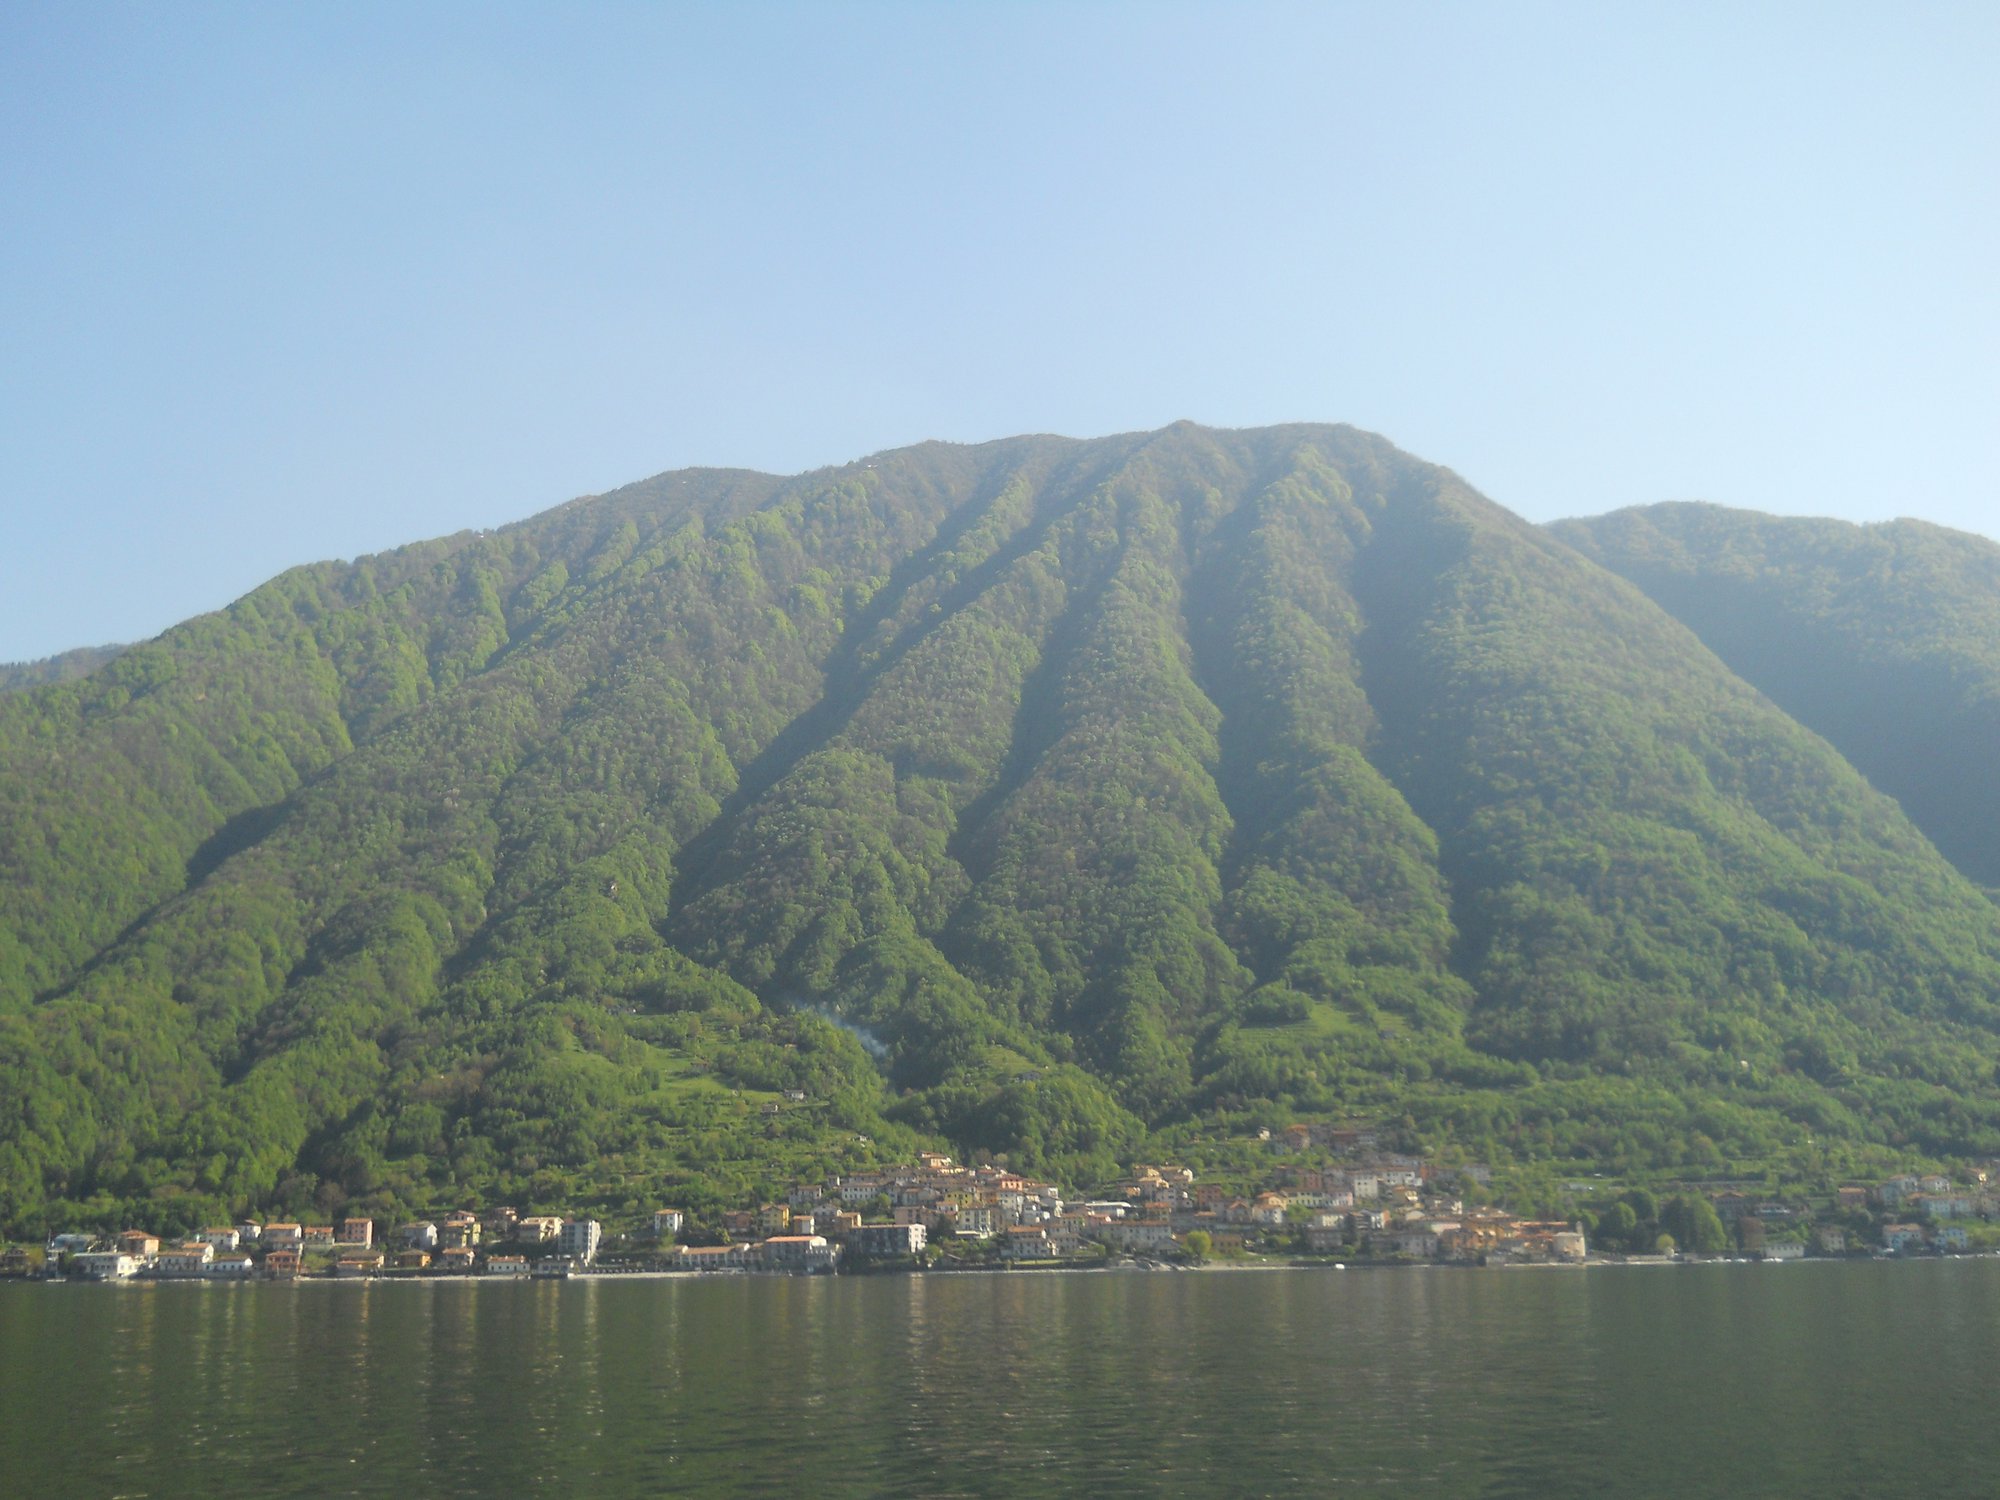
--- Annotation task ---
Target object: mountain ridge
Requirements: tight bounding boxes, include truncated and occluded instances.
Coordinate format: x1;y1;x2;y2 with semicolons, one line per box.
0;643;127;695
1556;501;2000;890
4;423;1999;1235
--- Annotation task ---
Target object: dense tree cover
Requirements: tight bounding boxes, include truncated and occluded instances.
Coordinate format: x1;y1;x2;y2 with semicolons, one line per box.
0;644;126;695
4;425;2000;1235
1557;504;2000;888
1580;1188;1728;1255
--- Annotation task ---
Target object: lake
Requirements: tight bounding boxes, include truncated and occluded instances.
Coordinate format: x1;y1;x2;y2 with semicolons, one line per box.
3;1260;1997;1496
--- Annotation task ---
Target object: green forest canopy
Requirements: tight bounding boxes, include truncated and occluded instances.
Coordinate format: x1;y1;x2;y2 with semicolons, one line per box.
2;425;1999;1235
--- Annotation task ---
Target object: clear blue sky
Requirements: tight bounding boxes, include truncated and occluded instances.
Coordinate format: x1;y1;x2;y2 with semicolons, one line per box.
2;2;1994;662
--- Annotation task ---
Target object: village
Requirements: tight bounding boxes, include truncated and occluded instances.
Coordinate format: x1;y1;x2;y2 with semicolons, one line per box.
5;1123;1995;1283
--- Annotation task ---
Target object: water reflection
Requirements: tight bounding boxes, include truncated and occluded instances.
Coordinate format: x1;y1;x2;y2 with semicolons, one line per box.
5;1263;2000;1497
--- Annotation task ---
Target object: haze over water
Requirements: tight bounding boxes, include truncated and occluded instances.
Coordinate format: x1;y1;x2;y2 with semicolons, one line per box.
5;1260;1998;1497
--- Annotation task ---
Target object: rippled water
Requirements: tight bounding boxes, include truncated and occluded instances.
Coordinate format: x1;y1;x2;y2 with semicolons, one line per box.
4;1260;1999;1497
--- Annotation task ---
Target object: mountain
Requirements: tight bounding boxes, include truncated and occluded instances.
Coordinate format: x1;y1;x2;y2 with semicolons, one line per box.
1555;503;2000;892
4;425;2000;1235
0;643;126;694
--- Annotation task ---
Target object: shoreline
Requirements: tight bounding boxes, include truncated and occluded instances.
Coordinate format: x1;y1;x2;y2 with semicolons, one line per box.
12;1249;1987;1288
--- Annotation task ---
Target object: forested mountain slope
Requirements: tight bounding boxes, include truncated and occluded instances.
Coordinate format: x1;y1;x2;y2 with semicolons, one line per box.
0;644;125;694
1555;504;2000;891
4;426;2000;1235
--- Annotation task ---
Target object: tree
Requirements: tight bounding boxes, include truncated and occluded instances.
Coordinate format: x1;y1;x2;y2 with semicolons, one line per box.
1661;1195;1729;1255
1183;1229;1212;1262
1597;1201;1639;1251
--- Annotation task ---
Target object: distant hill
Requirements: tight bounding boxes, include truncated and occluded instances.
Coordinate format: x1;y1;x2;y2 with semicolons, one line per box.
4;426;2000;1236
1556;504;2000;891
0;643;125;693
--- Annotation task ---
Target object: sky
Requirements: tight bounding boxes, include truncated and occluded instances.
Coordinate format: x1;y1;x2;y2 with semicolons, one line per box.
1;2;1995;663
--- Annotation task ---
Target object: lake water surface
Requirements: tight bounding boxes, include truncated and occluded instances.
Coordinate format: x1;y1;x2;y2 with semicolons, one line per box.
4;1259;1997;1497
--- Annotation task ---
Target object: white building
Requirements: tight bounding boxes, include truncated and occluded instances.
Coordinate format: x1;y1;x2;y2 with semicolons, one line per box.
953;1205;999;1237
1381;1227;1441;1259
761;1235;838;1272
154;1243;217;1278
1098;1221;1175;1253
675;1243;758;1271
71;1252;139;1281
846;1223;925;1257
559;1219;603;1266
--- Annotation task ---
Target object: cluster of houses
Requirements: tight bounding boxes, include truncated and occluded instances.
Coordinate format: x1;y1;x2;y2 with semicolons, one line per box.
7;1142;1571;1282
1695;1171;1995;1258
14;1198;934;1282
26;1217;382;1282
367;1209;605;1276
1853;1171;1993;1254
19;1136;1996;1284
1100;1156;1586;1264
16;1212;616;1282
1862;1172;1988;1219
719;1147;1588;1265
721;1153;1055;1254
